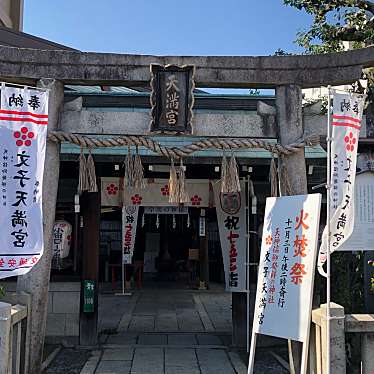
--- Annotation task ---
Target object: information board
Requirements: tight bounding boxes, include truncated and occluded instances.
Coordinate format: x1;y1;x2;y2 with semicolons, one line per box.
252;194;321;342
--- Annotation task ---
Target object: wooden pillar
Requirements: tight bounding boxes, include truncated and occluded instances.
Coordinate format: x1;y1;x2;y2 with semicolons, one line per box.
276;85;307;372
16;79;64;374
232;292;247;347
199;210;209;289
79;191;100;346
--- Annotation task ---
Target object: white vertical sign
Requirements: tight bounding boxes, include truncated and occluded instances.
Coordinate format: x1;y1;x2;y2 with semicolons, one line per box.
0;85;49;279
214;184;246;292
122;205;139;264
338;172;374;251
199;217;206;237
253;194;321;341
318;91;365;275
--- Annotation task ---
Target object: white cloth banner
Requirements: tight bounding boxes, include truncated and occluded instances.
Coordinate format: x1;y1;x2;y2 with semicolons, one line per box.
253;194;321;342
318;91;365;276
214;183;246;292
338;172;374;251
122;206;139;264
0;85;49;279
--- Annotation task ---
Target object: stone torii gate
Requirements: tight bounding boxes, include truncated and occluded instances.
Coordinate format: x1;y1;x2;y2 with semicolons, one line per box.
0;44;373;374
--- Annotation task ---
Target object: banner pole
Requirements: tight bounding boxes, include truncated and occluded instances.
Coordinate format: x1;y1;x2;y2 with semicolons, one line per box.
326;86;332;374
122;258;125;294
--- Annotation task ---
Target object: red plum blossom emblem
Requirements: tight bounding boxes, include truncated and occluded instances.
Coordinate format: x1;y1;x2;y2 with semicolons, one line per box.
13;126;35;147
190;195;202;206
344;131;356;152
265;235;273;246
131;194;142;205
106;183;118;195
161;185;170;196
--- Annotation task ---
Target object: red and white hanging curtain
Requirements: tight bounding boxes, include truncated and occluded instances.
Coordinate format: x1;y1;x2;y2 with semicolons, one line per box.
101;178;211;207
318;90;366;276
0;84;49;279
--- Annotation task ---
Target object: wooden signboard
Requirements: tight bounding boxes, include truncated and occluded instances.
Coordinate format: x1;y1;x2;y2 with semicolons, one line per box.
188;248;199;261
248;194;322;374
150;64;195;134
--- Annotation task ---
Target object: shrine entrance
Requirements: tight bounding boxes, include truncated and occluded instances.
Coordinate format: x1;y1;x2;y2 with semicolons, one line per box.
99;205;223;291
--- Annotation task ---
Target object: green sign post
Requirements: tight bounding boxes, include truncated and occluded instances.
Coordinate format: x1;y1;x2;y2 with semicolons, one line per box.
83;280;95;313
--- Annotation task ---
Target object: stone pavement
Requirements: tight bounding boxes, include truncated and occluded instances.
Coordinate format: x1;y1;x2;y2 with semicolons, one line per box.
74;288;287;373
98;289;232;334
79;332;286;374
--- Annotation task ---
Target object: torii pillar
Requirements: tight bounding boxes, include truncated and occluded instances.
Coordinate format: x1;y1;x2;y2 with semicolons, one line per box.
17;79;63;374
276;84;308;373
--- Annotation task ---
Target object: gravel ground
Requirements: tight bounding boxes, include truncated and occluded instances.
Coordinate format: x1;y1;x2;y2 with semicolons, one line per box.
43;348;90;374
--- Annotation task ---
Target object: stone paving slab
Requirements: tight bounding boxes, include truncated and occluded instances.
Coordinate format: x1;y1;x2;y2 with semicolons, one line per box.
117;314;132;332
228;351;247;374
196;334;223;345
196;349;236;374
218;334;232;346
167;333;197;346
95;360;132;374
106;333;138;345
165;348;200;374
104;332;231;348
131;348;164;374
192;295;215;332
101;348;133;361
177;311;204;332
138;333;167;345
128;316;155;332
155;313;178;332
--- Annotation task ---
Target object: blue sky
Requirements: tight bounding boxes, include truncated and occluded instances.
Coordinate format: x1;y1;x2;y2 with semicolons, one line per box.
24;0;312;56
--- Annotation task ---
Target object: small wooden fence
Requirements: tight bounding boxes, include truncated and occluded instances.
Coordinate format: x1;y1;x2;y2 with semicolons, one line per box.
309;302;374;374
0;293;31;374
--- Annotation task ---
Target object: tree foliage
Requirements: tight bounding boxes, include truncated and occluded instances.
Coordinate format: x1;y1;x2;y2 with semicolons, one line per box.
284;0;374;53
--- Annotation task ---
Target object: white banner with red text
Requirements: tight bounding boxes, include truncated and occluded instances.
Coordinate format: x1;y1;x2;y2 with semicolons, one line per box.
0;84;49;279
253;194;321;342
318;91;366;276
214;182;246;292
122;205;139;264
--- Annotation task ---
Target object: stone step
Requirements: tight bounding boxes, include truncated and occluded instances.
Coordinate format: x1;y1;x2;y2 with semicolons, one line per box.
103;343;228;350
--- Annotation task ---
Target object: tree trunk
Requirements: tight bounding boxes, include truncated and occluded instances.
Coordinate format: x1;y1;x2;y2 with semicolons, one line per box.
17;79;64;374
